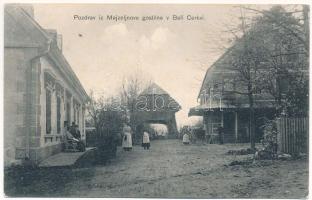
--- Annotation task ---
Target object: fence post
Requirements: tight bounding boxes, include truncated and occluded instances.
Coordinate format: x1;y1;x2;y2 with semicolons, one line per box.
294;118;297;155
304;117;308;154
281;117;285;152
277;118;282;153
277;117;308;155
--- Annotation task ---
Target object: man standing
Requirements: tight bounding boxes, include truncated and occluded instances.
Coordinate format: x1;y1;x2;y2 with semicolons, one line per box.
217;125;224;145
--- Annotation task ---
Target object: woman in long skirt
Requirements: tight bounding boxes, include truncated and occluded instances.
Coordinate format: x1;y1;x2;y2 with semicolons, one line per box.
122;126;132;151
183;133;190;145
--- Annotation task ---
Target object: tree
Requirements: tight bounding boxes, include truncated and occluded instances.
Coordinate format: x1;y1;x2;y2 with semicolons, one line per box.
119;70;152;133
241;5;309;117
223;5;309;149
86;90;105;134
242;5;309;54
225;7;264;150
86;91;124;162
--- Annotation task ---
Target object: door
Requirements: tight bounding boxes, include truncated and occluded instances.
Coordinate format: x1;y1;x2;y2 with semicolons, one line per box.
223;112;235;143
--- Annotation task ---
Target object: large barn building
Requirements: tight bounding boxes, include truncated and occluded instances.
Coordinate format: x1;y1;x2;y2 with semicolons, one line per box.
189;47;276;144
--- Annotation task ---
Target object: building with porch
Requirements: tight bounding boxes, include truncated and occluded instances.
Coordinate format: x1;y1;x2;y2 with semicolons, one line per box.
4;5;89;166
189;48;276;143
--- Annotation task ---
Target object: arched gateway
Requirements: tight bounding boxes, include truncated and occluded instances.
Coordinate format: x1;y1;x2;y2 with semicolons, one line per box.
132;83;181;143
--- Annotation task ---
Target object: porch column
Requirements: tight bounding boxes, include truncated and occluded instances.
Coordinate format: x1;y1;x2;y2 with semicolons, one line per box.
70;96;74;124
235;111;238;143
82;107;85;139
63;89;66;134
207;112;211;135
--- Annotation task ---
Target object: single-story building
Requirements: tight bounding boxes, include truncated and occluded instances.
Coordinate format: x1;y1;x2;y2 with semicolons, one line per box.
4;5;89;166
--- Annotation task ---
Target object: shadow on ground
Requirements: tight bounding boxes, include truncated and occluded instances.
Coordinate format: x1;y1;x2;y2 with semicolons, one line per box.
4;148;109;197
4;165;95;197
4;147;120;197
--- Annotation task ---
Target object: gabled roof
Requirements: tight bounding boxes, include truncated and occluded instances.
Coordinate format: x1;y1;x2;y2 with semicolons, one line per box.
140;83;168;95
47;42;89;102
197;45;235;99
5;5;89;102
138;82;181;110
4;5;51;48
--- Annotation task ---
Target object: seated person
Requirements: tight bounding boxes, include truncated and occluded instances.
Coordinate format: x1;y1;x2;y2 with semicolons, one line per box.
66;130;79;142
65;122;85;152
75;124;81;139
69;122;78;138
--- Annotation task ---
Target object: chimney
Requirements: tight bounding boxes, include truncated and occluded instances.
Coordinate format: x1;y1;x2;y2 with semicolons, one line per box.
45;29;63;51
56;34;63;51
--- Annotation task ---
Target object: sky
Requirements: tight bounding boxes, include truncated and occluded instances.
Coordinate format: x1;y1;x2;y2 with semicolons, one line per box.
33;4;266;127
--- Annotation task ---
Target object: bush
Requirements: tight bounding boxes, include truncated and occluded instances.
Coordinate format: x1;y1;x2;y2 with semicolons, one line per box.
257;120;278;159
95;110;123;164
95;137;118;164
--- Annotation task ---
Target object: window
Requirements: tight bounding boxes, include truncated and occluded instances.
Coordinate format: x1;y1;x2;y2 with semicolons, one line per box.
46;90;52;134
77;106;80;127
74;106;77;124
66;101;71;123
82;109;85;134
57;96;61;134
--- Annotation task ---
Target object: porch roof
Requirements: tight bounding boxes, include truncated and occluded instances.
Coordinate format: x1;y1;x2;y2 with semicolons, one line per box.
188;104;234;116
188;101;275;117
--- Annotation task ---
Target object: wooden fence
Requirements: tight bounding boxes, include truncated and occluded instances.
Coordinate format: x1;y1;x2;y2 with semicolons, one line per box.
276;117;308;155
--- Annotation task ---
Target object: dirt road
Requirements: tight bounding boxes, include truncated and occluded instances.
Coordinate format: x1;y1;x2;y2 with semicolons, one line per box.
5;139;308;198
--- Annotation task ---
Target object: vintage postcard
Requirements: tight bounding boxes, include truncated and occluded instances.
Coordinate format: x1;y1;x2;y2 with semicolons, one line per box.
3;2;309;198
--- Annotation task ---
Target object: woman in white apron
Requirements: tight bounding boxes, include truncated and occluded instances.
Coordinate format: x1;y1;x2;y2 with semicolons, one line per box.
122;126;132;151
142;131;150;150
183;133;190;145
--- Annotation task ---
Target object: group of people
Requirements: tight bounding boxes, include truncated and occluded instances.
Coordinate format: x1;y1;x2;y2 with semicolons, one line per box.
122;125;151;151
65;122;85;152
121;124;225;150
182;125;225;145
